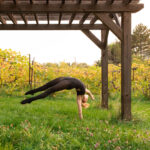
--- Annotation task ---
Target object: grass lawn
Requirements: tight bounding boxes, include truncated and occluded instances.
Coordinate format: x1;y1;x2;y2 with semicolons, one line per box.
0;93;150;150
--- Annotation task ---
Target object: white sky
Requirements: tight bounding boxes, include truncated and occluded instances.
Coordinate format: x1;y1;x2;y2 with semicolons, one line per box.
0;0;149;65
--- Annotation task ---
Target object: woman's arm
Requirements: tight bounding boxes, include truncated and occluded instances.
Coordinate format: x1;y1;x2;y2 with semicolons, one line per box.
77;95;83;120
85;88;95;100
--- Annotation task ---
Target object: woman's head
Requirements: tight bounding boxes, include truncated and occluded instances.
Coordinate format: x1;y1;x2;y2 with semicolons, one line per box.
82;94;89;103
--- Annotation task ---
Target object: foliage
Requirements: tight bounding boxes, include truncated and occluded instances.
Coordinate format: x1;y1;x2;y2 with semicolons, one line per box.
0;48;149;98
108;41;121;64
132;23;150;58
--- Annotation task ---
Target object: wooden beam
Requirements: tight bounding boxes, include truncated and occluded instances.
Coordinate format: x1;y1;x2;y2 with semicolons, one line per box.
121;12;132;121
13;0;18;5
0;15;6;24
95;13;122;40
123;0;132;5
8;14;17;24
76;0;81;4
62;0;65;5
59;13;62;24
21;14;27;24
0;24;107;30
30;0;33;4
47;13;49;24
106;0;115;5
34;14;38;24
79;13;89;25
46;0;49;4
0;0;4;4
82;29;104;49
91;0;98;5
111;13;121;26
0;3;144;13
90;16;98;25
101;29;109;109
69;13;76;25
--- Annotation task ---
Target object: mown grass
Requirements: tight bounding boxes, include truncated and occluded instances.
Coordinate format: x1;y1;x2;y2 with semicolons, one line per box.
0;92;150;150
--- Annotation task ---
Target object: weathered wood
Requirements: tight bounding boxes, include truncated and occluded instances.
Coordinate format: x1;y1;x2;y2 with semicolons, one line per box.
8;14;17;24
13;0;18;5
0;15;6;24
112;13;121;26
79;13;89;24
21;14;27;24
82;29;104;49
0;3;144;13
69;13;76;24
30;0;33;5
46;0;49;4
91;0;98;5
76;0;82;4
106;0;115;5
123;0;133;5
47;13;49;24
34;14;38;24
101;29;109;109
62;0;65;5
121;12;132;121
90;16;98;25
59;13;62;24
95;13;122;40
0;24;107;30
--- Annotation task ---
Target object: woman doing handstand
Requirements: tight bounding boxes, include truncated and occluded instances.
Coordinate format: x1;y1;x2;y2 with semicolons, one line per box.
21;77;95;119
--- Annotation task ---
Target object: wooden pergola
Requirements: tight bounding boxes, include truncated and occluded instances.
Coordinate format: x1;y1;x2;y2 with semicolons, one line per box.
0;0;143;120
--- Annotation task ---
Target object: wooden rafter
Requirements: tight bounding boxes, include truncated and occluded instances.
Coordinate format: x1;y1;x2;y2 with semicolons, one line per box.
95;13;122;40
0;15;6;24
21;14;27;24
69;13;76;25
0;4;143;13
0;24;107;30
123;0;133;5
8;14;17;24
59;13;62;24
82;29;104;49
106;0;115;5
91;0;98;5
13;0;18;5
30;0;33;5
79;13;89;25
62;0;65;5
47;13;49;24
46;0;49;4
77;0;81;4
34;14;38;24
90;16;98;25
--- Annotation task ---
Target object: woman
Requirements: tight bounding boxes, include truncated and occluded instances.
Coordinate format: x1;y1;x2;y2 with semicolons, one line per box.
21;77;95;119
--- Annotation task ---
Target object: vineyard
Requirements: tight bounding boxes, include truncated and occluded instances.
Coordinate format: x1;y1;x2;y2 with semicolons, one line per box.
0;48;150;98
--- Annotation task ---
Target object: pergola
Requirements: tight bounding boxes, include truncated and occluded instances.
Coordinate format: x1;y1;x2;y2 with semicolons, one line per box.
0;0;143;120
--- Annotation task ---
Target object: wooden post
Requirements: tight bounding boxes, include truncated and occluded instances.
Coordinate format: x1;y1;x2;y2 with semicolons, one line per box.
101;30;109;109
121;12;132;120
29;54;31;89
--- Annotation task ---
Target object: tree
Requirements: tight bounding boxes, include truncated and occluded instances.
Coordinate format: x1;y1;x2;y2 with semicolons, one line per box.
132;24;150;59
108;41;121;64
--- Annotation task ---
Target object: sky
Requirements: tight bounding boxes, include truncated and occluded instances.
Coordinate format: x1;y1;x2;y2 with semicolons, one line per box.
0;0;149;65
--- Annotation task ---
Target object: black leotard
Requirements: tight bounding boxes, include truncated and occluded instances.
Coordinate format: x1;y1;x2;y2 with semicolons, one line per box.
21;77;86;104
57;77;86;95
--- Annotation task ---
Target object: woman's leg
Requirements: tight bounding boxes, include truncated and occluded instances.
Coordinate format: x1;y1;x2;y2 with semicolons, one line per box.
21;80;70;104
25;77;64;95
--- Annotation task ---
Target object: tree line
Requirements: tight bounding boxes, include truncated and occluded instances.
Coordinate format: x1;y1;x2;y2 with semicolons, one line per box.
95;23;150;66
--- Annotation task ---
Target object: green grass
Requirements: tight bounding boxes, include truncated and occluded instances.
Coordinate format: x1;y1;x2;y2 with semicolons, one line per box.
0;93;150;150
